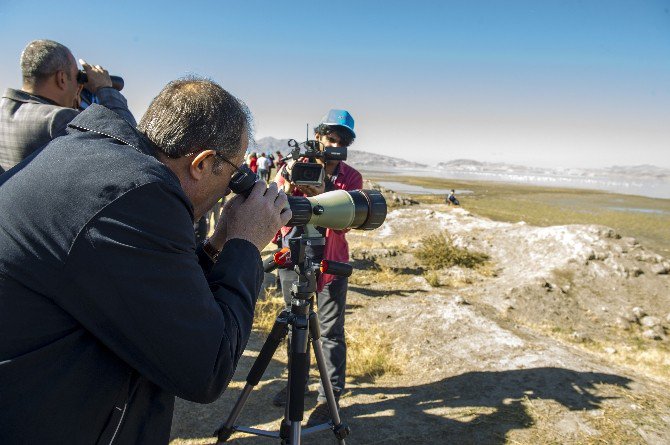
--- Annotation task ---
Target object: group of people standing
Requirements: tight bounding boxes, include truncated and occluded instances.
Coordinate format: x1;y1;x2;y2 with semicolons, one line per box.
246;150;284;182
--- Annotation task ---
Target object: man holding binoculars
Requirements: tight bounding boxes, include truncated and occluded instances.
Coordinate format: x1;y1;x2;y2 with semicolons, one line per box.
0;39;134;171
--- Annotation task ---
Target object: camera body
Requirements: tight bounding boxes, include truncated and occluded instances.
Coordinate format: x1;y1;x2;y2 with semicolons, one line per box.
282;139;348;186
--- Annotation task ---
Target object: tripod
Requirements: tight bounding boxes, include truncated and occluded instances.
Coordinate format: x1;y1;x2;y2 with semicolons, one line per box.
215;225;351;445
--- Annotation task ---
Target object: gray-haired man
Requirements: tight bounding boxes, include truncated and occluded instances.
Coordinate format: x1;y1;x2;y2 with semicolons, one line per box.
0;39;135;171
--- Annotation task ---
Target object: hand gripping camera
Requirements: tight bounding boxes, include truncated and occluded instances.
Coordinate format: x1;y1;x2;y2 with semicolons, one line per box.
281;138;348;186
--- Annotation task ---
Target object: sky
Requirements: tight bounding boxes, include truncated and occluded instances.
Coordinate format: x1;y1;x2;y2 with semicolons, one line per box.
0;0;668;169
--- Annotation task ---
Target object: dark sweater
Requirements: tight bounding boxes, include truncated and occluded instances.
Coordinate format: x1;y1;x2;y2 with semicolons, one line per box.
0;105;263;444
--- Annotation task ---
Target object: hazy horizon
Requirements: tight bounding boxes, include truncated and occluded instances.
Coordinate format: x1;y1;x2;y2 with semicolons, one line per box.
1;1;668;170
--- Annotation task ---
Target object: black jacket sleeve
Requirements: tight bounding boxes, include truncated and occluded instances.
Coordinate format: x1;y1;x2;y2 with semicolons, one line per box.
57;182;262;403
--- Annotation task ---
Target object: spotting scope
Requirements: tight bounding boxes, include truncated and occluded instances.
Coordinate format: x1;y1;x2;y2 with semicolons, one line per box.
228;164;386;230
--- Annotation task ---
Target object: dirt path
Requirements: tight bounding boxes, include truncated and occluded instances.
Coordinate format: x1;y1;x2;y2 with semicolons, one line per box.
171;204;670;444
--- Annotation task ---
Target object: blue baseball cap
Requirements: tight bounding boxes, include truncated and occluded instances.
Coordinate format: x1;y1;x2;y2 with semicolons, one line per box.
320;109;355;138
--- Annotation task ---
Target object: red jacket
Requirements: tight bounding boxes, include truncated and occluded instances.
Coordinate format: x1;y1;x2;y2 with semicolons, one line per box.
276;161;363;291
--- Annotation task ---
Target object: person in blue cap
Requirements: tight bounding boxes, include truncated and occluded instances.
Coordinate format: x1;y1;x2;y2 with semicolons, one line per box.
274;109;363;425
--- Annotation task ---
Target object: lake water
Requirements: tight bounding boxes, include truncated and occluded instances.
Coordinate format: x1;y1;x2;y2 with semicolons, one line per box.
376;181;473;196
364;168;670;200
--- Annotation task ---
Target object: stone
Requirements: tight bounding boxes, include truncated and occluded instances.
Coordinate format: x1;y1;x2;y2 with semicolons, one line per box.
571;332;588;343
604;347;616;354
650;263;669;275
454;295;469;305
642;328;664;341
632;307;646;320
640;316;661;328
615;317;632;331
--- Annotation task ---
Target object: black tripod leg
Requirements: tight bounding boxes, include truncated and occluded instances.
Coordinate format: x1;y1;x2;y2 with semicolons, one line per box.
284;311;310;444
309;312;350;445
215;310;290;443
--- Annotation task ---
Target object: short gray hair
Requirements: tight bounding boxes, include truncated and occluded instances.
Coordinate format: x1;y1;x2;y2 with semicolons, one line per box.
139;77;253;171
20;40;74;85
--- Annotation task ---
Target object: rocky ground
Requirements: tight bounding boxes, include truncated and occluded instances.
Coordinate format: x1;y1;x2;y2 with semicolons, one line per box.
171;200;670;445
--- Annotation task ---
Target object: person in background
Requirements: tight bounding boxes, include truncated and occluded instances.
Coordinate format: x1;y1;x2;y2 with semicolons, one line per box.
267;152;276;178
272;109;362;426
248;151;258;176
446;189;460;206
275;150;284;170
0;39;135;171
256;152;270;182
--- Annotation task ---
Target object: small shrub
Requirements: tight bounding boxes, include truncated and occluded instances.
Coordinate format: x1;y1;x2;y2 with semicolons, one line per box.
424;271;440;287
415;233;488;270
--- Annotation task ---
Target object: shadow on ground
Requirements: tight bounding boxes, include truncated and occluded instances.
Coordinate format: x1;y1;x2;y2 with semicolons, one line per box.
171;366;631;444
348;286;427;298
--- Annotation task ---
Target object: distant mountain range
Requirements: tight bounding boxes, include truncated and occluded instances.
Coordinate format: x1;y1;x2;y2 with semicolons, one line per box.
437;159;670;181
254;137;670;182
254;137;428;169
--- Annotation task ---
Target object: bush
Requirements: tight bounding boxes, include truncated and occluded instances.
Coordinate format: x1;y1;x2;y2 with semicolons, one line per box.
415;233;488;270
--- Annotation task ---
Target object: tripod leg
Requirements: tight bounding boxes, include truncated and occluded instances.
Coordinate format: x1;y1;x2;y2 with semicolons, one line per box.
283;310;310;444
309;312;350;444
215;310;290;443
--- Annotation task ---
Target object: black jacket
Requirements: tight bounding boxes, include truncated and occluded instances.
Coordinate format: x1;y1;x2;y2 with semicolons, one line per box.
0;105;263;444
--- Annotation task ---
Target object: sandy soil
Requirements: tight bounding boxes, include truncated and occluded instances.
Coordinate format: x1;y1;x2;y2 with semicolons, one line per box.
170;203;670;445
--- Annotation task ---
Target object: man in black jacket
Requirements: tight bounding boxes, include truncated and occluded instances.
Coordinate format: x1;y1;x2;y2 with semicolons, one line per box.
0;78;291;444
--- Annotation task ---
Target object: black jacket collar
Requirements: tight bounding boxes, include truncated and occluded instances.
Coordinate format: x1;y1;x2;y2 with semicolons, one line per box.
67;104;155;157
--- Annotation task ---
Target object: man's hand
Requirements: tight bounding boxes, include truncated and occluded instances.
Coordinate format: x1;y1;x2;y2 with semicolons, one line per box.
212;181;291;252
79;59;113;93
296;182;325;197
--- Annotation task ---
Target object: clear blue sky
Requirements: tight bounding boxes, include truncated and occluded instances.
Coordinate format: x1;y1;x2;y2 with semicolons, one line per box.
1;0;668;168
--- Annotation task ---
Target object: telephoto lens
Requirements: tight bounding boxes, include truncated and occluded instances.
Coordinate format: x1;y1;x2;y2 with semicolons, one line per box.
286;189;386;230
227;166;387;231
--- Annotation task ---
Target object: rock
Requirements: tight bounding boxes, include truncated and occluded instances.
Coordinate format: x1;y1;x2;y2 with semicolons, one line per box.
666;313;670;324
632;307;647;320
561;285;571;294
570;332;589;343
629;267;644;277
604;347;617;354
543;281;557;292
650;263;669;275
454;295;469;305
615;317;632;331
641;327;664;341
640;316;662;328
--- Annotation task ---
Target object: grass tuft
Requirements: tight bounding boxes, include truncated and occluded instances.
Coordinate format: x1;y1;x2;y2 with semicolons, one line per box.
424;270;440;287
415;233;489;270
252;289;286;333
347;324;402;380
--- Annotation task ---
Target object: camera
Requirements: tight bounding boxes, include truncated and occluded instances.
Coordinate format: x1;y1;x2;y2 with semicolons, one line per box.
281;139;348;186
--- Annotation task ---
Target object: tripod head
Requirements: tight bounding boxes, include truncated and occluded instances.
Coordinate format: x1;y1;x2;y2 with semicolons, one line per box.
264;225;352;300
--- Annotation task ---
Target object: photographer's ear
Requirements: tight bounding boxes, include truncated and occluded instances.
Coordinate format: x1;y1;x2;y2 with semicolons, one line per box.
189;149;217;180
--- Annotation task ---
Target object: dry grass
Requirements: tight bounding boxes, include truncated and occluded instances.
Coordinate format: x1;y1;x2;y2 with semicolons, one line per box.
252;289;286;333
253;287;401;381
346;324;403;380
415;233;489;270
424;270;440;287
